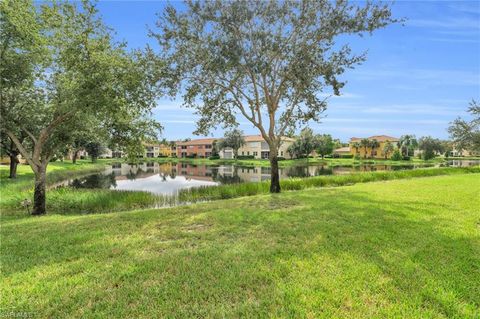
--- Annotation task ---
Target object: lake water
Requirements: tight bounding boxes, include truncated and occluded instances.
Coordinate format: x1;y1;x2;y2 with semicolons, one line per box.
63;160;480;195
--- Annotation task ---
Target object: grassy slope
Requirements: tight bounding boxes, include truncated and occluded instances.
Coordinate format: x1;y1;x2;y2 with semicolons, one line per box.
2;174;479;318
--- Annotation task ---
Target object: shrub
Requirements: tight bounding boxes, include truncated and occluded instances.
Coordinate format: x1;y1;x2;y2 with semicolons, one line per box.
402;156;410;161
340;154;353;159
354;154;361;160
186;154;197;158
277;157;286;161
209;155;220;160
391;150;402;161
237;155;255;159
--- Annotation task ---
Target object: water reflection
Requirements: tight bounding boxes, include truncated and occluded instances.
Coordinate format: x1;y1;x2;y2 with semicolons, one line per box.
65;160;479;195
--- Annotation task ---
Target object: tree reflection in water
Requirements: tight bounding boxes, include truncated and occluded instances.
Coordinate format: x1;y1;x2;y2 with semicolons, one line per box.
70;173;117;189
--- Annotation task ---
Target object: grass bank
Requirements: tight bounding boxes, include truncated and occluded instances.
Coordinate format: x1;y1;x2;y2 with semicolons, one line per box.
178;166;480;203
1;165;478;217
1;174;479;318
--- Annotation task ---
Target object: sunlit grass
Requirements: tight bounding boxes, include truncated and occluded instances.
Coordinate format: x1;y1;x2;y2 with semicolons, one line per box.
1;174;479;317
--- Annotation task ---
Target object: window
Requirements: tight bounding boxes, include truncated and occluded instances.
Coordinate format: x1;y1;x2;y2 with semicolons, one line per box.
181;146;187;149
198;145;203;149
205;144;212;149
281;151;284;156
242;151;244;155
247;151;250;155
253;151;258;156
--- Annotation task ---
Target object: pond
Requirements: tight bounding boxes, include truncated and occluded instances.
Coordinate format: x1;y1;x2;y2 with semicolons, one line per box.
61;159;480;195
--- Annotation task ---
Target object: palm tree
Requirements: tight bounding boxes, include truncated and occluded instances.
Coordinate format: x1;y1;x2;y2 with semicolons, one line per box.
352;142;361;157
398;135;418;157
383;141;394;159
360;138;370;159
370;139;380;158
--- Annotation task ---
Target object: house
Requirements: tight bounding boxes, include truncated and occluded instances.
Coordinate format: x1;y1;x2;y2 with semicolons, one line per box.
144;143;161;158
219;135;295;160
176;138;218;158
349;135;399;159
333;146;351;157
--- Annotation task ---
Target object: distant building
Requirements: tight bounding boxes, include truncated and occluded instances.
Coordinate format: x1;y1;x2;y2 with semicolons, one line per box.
349;135;399;159
333;146;351;157
176;138;217;158
219;135;295;159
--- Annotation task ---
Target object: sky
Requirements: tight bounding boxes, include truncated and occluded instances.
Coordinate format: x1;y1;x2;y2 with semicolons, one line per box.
95;0;480;142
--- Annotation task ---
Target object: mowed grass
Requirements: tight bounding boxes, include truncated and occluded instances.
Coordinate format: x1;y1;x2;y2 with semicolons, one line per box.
1;174;479;318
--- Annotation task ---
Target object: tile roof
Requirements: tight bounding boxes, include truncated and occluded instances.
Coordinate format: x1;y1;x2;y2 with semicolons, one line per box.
176;138;219;146
334;146;351;153
350;135;399;142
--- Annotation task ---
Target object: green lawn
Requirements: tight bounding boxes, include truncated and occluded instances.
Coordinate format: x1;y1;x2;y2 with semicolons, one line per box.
2;174;479;318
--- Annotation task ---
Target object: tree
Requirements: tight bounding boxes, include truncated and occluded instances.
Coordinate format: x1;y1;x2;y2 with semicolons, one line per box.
0;131;26;178
1;1;161;215
448;100;480;155
153;0;397;193
286;128;319;160
218;129;246;159
85;141;105;163
418;136;444;160
316;134;335;159
360;139;370;159
382;141;395;159
351;142;361;158
398;135;418;157
369;139;380;158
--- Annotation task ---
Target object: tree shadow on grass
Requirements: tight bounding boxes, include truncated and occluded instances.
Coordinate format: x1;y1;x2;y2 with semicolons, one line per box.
1;186;479;317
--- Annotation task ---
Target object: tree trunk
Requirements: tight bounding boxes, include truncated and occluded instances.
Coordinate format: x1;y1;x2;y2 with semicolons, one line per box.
72;149;79;164
32;166;47;215
9;154;19;178
269;154;281;193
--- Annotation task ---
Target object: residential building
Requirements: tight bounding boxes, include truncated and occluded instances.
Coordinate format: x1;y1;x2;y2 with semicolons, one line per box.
144;143;161;158
349;135;399;159
159;144;176;157
219;135;295;159
176;138;218;158
333;146;351;157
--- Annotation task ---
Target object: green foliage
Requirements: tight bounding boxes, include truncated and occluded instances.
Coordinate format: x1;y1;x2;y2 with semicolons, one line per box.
176;166;479;203
217;129;246;159
382;141;395;159
153;0;397;192
316;134;335;158
288;128;320;159
398;135;418;157
85;142;105;163
448;100;480;154
1;0;162;213
418;136;444;160
391;149;402;161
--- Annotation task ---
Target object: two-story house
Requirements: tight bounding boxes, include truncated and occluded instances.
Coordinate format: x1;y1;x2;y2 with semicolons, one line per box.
349;135;399;159
219;135;295;159
175;138;217;158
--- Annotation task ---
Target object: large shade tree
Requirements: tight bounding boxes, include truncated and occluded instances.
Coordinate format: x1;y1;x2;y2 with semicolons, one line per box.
0;0;161;215
448;100;480;155
152;0;398;192
218;128;246;159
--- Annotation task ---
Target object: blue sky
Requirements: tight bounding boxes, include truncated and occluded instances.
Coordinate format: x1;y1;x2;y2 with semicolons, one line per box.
96;0;480;142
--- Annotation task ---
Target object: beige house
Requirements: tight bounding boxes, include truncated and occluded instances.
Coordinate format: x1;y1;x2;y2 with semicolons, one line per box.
219;135;295;159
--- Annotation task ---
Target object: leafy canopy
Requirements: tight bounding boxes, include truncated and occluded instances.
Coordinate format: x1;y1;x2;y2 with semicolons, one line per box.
152;0;398;148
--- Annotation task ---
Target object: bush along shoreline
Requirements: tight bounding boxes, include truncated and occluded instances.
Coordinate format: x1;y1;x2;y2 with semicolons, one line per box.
3;166;478;216
176;166;480;204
